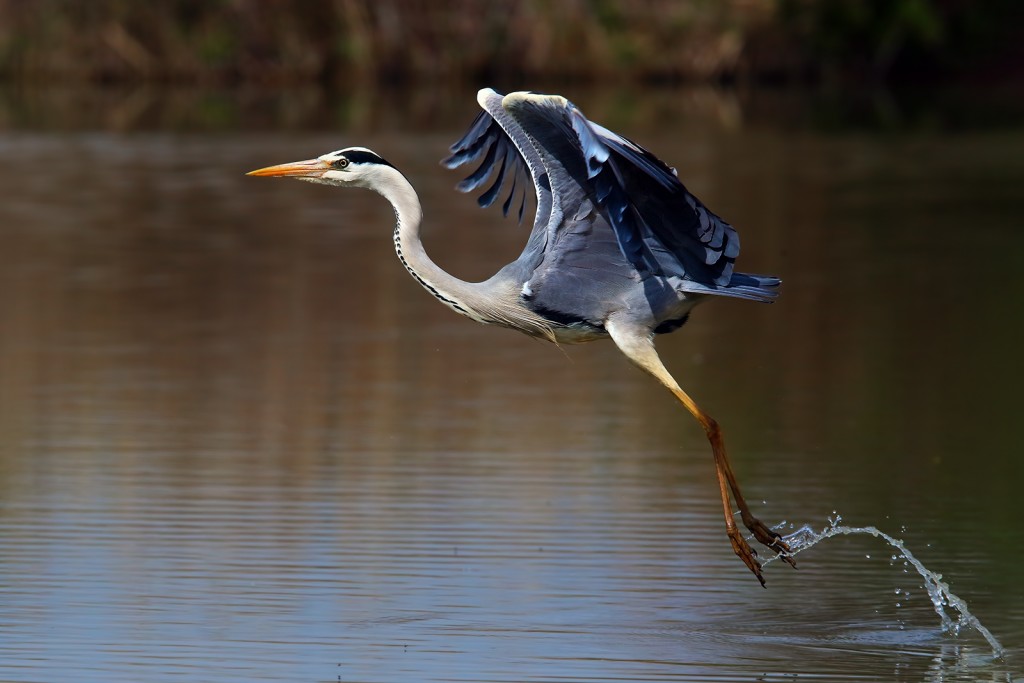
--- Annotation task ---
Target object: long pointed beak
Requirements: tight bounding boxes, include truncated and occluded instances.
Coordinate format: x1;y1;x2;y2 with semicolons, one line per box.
246;158;332;178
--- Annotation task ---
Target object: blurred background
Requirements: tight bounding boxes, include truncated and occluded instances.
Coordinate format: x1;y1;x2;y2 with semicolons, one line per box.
1;2;1023;683
1;0;1022;85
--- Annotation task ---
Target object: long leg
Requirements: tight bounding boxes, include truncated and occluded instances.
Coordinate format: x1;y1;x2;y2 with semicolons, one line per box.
606;318;793;586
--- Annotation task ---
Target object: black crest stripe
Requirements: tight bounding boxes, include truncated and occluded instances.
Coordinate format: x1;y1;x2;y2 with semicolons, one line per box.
343;149;395;168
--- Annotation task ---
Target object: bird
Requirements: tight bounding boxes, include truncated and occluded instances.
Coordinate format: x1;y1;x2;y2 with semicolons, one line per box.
248;88;794;586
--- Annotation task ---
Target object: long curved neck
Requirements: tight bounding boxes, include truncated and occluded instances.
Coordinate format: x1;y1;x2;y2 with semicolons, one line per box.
367;166;488;323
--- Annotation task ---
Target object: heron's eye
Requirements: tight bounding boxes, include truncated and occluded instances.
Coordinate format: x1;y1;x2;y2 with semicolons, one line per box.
333;157;350;169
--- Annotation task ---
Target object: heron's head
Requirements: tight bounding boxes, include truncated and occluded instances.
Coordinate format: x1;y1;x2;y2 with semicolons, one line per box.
247;147;399;189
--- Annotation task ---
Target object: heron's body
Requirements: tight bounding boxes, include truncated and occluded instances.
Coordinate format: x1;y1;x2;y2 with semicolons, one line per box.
249;89;793;585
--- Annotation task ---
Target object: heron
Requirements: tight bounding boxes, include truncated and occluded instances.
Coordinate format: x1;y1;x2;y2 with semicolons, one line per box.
248;88;794;585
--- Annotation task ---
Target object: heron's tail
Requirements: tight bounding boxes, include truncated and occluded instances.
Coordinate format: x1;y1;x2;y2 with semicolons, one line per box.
721;272;780;302
677;272;779;302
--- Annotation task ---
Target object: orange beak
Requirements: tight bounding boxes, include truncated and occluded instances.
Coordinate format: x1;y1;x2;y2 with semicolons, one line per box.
246;158;332;178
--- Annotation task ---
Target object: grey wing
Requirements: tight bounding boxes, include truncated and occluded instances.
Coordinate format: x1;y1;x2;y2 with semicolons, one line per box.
444;89;778;303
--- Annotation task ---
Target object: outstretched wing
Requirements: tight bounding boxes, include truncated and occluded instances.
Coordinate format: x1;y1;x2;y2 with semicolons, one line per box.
444;89;774;300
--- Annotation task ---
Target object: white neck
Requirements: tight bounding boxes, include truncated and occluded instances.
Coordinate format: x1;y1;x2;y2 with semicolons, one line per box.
361;165;489;323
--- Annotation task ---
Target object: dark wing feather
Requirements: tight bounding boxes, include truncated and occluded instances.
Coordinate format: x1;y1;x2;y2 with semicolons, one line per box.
574;114;744;290
442;90;557;273
443;108;534;222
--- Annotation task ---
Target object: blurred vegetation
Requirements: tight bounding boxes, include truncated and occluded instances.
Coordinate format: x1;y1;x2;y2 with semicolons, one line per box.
778;0;1024;81
0;0;1020;85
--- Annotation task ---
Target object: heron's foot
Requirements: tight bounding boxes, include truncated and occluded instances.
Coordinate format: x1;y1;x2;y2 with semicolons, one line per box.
727;526;767;587
742;512;797;569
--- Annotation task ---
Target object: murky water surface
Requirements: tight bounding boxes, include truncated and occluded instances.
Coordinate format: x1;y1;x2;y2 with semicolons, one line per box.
1;86;1023;682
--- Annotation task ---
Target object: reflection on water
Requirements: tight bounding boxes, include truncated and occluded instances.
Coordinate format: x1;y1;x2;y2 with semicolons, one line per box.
0;86;1022;682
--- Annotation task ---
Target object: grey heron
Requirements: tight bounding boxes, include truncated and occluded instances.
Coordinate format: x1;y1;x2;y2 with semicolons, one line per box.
248;88;793;585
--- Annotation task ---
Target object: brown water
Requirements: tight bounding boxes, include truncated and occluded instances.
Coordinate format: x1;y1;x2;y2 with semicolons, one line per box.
1;86;1022;682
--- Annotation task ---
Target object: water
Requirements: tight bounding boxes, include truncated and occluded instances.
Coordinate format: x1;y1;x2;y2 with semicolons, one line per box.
1;85;1023;682
774;517;1005;657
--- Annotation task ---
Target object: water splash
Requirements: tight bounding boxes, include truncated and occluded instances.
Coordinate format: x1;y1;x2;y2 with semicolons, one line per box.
763;515;1005;659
